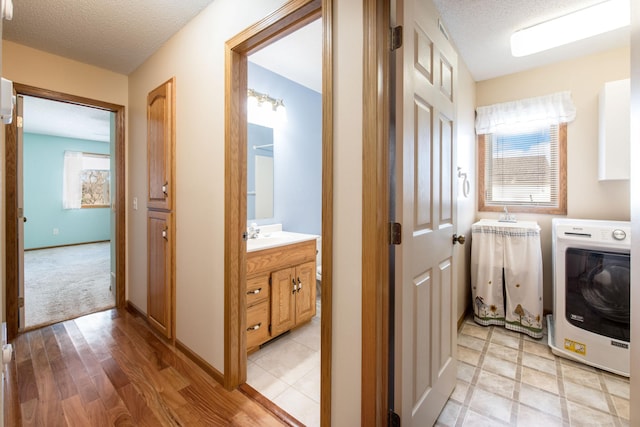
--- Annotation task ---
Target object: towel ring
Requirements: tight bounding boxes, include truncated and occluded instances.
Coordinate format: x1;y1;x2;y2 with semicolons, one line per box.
458;167;470;198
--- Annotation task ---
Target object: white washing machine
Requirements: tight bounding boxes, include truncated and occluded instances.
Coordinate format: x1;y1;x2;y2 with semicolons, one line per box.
547;218;630;377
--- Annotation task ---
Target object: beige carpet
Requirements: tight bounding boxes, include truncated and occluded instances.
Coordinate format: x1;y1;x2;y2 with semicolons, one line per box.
24;242;115;329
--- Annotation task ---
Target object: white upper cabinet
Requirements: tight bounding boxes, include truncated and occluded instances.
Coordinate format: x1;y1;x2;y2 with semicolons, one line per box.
599;78;630;181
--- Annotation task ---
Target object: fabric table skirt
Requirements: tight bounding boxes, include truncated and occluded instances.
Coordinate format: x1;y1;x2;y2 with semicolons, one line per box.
470;219;543;339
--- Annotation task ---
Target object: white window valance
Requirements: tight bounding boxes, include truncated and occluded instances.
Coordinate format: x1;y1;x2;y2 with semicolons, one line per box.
475;91;576;134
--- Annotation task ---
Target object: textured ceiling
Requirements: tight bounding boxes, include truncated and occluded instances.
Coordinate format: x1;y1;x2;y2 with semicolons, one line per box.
5;1;631;140
432;0;630;81
3;0;215;74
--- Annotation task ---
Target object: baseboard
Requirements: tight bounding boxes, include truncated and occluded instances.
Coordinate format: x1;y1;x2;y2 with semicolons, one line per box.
457;304;471;331
25;240;110;252
175;339;224;386
125;299;225;386
125;300;145;317
238;383;304;427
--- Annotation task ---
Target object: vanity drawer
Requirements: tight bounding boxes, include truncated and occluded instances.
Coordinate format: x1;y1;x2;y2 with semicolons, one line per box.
247;301;270;349
247;275;269;306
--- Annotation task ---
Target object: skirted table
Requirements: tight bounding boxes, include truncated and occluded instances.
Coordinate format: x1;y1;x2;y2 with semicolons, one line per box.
470;219;543;339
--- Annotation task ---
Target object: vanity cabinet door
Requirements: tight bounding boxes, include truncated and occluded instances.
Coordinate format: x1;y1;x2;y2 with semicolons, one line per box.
271;267;296;336
294;261;316;324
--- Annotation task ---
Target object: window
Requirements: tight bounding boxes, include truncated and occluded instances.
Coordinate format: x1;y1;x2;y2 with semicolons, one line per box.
479;123;566;214
475;91;574;215
81;154;111;207
63;151;110;209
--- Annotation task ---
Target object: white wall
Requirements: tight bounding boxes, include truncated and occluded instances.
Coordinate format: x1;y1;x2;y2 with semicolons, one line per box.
455;60;476;322
476;46;630;312
331;1;363;423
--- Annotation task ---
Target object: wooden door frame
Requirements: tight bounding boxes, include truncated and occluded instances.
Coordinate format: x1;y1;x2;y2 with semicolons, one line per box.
224;0;333;424
362;0;390;424
4;84;126;340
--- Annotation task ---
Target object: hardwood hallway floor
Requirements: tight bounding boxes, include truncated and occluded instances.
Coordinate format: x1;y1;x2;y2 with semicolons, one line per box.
4;308;293;426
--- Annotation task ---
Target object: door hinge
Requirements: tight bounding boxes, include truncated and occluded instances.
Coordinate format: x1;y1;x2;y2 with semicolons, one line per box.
389;410;401;427
390;26;403;51
18;297;24;308
17;116;23;128
389;222;402;245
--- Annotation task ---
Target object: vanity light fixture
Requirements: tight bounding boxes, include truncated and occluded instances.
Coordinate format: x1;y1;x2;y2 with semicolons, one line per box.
247;88;287;127
510;0;630;57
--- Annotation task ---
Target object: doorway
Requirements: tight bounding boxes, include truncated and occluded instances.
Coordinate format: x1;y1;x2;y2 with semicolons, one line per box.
5;84;126;340
244;17;323;426
224;0;332;424
20;95;116;329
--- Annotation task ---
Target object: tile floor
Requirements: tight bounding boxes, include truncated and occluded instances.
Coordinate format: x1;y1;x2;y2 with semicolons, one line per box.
247;299;321;427
437;317;630;427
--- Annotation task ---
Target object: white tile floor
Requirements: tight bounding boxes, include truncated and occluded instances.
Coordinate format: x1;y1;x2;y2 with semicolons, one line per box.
247;299;321;427
437;317;630;426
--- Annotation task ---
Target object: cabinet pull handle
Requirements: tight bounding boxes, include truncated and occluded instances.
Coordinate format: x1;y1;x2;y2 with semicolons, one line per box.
292;279;297;294
162;182;169;196
247;288;262;295
297;278;302;293
162;227;168;240
247;323;261;332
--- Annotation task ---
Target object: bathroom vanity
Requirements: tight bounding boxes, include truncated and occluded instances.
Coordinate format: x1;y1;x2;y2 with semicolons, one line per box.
246;230;317;353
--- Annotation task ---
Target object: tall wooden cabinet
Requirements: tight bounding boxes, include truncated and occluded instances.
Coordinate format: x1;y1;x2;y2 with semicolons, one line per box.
147;78;176;339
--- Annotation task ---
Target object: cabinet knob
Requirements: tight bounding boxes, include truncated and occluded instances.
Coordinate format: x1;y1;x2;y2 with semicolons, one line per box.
162;182;168;196
247;323;261;332
162;227;168;240
247;288;262;295
297;278;302;293
292;279;297;294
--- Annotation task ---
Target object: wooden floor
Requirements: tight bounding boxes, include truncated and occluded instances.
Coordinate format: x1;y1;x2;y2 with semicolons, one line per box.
4;308;291;426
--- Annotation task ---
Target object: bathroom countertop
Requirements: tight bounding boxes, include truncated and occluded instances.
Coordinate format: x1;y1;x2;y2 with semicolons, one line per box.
246;230;319;252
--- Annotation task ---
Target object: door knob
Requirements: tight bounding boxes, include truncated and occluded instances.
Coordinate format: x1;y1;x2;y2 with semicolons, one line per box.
23;217;27;223
452;234;465;245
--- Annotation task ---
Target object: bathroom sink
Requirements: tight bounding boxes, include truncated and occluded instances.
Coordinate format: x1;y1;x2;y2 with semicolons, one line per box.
247;230;318;252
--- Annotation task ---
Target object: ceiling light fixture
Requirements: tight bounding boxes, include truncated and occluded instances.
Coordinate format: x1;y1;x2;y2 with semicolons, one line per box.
510;0;630;57
247;88;287;128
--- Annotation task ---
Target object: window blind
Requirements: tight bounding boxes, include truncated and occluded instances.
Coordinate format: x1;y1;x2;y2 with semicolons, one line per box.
484;124;559;207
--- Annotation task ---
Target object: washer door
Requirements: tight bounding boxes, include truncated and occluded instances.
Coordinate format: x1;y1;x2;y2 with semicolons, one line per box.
565;248;630;342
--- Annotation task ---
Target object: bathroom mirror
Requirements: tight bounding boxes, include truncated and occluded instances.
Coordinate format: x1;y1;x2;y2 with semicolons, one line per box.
247;123;274;220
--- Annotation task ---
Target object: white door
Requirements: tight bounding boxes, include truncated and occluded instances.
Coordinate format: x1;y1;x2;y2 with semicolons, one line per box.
393;0;459;425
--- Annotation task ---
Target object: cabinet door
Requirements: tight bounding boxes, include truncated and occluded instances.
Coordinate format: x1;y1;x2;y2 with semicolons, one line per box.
294;261;317;324
270;267;296;336
147;78;175;211
147;210;173;338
